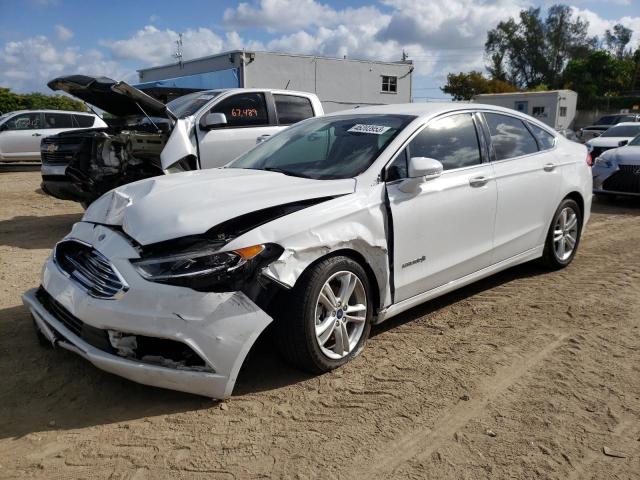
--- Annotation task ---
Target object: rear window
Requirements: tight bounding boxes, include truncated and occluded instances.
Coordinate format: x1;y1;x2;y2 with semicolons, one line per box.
485;113;538;160
528;123;555;150
44;112;73;128
601;125;640;138
72;114;95;127
274;94;314;125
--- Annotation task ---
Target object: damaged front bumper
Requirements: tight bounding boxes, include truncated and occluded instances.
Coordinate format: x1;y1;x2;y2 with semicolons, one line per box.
22;222;273;399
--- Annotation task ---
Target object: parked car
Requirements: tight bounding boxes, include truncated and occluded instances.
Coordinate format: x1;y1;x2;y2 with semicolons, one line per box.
557;128;580;142
578;114;640;142
23;103;592;399
0;109;106;162
585;122;640;160
592;133;640;198
40;75;323;207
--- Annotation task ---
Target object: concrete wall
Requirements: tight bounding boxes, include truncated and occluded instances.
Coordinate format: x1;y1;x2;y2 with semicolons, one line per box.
138;51;413;114
472;90;577;130
245;52;413;113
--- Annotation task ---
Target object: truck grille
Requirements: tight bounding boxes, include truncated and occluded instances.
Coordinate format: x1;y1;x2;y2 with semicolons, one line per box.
41;137;84;165
54;240;128;299
602;165;640;194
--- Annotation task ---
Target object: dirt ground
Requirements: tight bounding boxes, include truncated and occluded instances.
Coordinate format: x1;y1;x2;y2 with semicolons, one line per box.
0;169;639;480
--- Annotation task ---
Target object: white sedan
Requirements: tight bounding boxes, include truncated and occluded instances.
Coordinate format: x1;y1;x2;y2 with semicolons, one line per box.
23;103;592;398
585;122;640;161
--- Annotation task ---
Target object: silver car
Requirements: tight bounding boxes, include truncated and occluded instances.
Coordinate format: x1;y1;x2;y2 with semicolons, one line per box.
0;110;106;162
592;134;640;197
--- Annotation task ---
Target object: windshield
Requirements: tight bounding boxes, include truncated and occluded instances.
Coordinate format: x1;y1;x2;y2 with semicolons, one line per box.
228;114;415;180
601;125;640;138
167;91;221;118
628;134;640;146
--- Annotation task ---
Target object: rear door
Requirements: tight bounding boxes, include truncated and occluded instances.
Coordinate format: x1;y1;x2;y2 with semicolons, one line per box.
386;112;497;301
0;112;44;160
197;92;284;169
482;112;560;263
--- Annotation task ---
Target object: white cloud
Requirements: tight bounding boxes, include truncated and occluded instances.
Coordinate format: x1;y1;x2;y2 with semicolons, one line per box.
0;35;130;92
54;24;74;42
571;7;640;49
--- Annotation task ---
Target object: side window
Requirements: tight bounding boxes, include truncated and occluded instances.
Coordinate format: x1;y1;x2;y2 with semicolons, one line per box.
407;113;481;170
73;114;95;128
44;112;73;129
210;93;269;127
4;112;41;130
528;123;556;151
484;113;538;160
386;148;408;181
274;94;314;125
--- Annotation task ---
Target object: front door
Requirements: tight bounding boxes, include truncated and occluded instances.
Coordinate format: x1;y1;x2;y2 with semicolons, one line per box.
0;112;45;160
386;113;497;302
197;92;284;169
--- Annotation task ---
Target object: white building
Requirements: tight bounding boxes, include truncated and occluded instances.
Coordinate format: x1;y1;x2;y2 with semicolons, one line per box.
136;50;414;113
472;90;577;130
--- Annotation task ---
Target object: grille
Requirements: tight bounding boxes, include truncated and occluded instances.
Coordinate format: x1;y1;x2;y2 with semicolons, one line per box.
36;287;113;352
602;165;640;194
54;240;128;299
41;137;84;165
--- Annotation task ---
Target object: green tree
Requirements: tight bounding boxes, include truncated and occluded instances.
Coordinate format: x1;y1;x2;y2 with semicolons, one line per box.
0;87;86;114
605;24;633;59
441;71;518;100
485;4;595;89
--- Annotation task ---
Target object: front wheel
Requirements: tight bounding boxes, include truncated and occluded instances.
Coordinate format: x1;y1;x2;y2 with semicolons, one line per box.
541;198;582;269
274;256;373;373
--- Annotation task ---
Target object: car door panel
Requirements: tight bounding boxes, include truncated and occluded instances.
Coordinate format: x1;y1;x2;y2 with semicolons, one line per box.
0;112;44;160
386;112;497;303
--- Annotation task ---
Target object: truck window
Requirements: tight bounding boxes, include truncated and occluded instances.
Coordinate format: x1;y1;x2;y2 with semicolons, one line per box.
210;93;269;127
274;95;314;125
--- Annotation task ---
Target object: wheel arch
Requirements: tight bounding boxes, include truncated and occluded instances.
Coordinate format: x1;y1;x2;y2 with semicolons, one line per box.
293;248;383;314
564;191;584;218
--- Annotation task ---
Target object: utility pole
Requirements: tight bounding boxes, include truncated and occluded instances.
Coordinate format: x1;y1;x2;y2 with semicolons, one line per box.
174;33;183;69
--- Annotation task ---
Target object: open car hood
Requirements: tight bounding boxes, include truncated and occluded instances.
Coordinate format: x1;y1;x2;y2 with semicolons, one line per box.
48;75;171;118
82;168;356;245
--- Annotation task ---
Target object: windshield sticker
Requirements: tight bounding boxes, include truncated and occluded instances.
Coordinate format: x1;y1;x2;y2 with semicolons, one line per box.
348;124;392;135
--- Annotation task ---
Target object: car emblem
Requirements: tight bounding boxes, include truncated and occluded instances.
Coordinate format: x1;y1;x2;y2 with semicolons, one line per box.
46;143;58;153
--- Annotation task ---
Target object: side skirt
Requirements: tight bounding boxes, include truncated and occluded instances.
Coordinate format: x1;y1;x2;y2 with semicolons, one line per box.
375;246;543;324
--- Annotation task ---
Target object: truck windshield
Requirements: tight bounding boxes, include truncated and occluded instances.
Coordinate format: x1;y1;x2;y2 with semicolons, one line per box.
167;91;221;118
228;114;415;180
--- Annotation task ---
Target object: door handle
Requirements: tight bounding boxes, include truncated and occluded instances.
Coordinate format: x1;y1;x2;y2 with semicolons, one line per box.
32;133;43;137
469;176;490;187
543;163;556;172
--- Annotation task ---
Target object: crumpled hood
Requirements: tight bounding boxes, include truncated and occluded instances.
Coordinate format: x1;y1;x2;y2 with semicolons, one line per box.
83;169;356;245
587;136;634;148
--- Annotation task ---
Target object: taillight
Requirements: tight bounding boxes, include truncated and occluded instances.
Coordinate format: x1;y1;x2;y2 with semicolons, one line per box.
586;152;593;166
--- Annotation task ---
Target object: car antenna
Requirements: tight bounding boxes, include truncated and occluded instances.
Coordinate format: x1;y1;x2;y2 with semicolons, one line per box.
134;101;160;132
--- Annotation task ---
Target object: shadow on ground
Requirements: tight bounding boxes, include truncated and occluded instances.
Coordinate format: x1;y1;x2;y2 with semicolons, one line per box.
592;194;640;216
0;213;81;249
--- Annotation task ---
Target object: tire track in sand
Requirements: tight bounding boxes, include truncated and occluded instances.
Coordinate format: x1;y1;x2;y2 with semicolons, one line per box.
353;331;570;477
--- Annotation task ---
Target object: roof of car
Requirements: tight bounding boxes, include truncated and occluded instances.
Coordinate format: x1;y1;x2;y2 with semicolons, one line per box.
2;109;96;115
205;88;318;97
608;122;640;127
324;102;538;119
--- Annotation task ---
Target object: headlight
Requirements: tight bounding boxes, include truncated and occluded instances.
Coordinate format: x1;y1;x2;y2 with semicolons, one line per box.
131;242;281;291
594;157;613;168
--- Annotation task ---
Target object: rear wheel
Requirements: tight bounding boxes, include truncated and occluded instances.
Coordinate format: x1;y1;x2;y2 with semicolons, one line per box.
274;256;373;373
541;198;582;269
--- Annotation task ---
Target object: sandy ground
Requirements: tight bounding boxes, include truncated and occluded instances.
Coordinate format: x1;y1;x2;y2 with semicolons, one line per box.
0;169;639;480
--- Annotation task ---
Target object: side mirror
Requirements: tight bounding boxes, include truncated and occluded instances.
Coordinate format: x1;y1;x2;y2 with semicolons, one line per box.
618;139;629;147
199;112;227;130
400;157;443;193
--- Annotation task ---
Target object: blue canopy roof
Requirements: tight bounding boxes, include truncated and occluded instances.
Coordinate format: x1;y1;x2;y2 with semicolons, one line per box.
134;68;240;91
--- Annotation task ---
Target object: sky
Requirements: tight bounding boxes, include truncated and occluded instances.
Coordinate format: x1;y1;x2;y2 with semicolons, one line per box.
0;0;639;101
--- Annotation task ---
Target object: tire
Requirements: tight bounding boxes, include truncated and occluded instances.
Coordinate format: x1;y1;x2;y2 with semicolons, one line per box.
274;255;373;374
541;198;582;270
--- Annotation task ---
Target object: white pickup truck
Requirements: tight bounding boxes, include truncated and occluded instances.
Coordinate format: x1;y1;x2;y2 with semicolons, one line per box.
40;75;324;206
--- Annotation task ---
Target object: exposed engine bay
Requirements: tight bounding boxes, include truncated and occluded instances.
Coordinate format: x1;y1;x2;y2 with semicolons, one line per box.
41;120;170;205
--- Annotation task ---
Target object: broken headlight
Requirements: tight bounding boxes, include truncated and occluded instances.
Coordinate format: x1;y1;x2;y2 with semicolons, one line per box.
131;242;282;291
